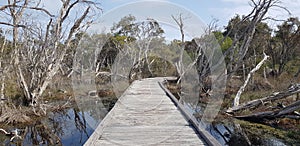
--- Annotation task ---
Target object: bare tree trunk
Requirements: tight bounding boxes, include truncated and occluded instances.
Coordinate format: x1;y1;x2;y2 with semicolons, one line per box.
225;0;278;79
0;78;4;100
233;53;269;107
172;14;185;84
0;35;7;101
0;0;99;115
243;63;246;81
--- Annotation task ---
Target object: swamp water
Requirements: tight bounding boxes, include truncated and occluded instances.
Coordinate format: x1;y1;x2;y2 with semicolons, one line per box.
185;103;297;146
0;97;117;146
0;95;297;145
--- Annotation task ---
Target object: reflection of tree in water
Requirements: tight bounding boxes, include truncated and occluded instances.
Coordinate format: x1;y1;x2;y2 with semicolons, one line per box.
22;121;62;145
73;107;88;143
47;110;69;137
45;107;90;144
77;97;116;127
0;106;98;145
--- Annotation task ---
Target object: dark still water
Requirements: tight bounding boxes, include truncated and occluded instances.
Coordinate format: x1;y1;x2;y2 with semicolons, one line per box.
0;108;98;146
0;95;119;146
44;108;96;146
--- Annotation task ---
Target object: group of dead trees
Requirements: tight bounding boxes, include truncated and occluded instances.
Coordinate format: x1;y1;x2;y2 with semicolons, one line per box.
0;0;101;118
220;0;300;123
0;0;299;127
169;0;300;125
168;0;300;125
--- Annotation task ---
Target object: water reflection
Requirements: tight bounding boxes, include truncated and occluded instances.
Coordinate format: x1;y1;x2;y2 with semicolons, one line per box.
180;94;291;146
0;99;115;146
43;108;95;146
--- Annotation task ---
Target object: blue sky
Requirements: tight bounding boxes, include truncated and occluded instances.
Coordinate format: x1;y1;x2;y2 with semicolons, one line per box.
1;0;299;28
99;0;300;28
1;0;299;39
100;0;249;28
92;0;300;40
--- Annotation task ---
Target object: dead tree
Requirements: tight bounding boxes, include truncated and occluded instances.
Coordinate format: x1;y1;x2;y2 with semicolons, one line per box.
221;0;296;117
0;34;8;101
0;0;100;115
172;14;186;83
224;0;284;79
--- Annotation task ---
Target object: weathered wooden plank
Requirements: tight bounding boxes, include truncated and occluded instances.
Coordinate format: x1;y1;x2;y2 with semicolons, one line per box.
158;80;222;146
84;77;212;146
97;126;204;146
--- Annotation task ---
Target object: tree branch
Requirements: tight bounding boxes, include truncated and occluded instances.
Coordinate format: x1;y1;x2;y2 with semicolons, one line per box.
233;52;269;107
27;6;55;17
0;22;26;28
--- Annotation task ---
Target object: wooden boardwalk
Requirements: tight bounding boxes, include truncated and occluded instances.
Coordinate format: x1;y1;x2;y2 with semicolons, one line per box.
85;77;220;146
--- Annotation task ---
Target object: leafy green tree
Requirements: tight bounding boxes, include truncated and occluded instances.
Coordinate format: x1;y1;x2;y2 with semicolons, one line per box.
109;15;165;80
96;34;128;71
213;31;233;52
111;15;164;41
268;17;300;75
111;15;138;39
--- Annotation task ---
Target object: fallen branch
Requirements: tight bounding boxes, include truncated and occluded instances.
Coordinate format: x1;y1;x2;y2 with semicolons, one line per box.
235;100;300;122
227;83;300;113
0;128;22;141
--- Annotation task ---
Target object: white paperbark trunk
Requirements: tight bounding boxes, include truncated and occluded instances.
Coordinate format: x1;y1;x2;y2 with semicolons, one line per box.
233;53;269;107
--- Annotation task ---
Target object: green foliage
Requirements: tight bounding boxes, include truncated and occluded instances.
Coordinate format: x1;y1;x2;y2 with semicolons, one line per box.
111;14;137;37
284;57;300;74
267;17;300;75
147;56;177;77
223;15;246;38
112;35;129;45
129;55;178;82
223;15;300;77
213;31;232;52
111;15;164;39
238;119;300;145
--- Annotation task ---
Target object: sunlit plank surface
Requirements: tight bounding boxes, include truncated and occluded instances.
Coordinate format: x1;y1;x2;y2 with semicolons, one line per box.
84;77;206;146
